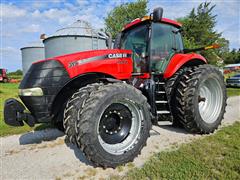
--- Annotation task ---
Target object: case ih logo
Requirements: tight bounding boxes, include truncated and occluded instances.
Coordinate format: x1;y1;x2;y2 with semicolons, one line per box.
108;53;128;58
69;53;131;68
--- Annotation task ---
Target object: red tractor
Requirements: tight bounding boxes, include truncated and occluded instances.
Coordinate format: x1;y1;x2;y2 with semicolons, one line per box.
4;8;226;168
0;68;9;83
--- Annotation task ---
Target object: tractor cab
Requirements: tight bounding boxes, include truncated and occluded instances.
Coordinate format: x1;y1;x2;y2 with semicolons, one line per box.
116;8;183;74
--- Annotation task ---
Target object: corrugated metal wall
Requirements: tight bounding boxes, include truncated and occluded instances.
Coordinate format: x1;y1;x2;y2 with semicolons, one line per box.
43;20;108;58
44;36;107;58
21;42;45;75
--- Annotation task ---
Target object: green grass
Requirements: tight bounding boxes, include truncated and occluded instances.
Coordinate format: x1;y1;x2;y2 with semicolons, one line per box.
121;122;240;180
8;74;23;80
227;88;240;97
0;83;51;137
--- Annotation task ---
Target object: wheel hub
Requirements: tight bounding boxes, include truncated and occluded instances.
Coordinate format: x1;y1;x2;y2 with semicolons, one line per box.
102;114;121;134
99;103;132;144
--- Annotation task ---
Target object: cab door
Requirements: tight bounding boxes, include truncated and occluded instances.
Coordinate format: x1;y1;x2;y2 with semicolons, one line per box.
150;23;175;73
121;24;149;73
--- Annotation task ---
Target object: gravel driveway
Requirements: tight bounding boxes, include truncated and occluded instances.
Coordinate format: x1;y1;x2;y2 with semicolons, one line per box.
1;96;240;180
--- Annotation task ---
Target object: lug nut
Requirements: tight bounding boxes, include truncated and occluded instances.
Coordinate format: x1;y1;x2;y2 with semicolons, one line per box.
103;125;106;129
120;116;123;119
105;115;108;118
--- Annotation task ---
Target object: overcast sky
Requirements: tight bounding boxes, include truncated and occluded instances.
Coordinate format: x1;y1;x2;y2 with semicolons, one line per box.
1;0;239;71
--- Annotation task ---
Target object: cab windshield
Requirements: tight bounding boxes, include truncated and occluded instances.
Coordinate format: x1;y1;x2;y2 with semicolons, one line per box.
121;24;149;73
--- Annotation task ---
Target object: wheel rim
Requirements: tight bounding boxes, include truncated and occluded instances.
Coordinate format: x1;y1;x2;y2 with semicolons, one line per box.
97;99;143;155
198;77;223;123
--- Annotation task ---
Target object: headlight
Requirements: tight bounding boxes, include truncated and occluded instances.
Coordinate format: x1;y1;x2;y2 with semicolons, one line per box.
19;87;43;96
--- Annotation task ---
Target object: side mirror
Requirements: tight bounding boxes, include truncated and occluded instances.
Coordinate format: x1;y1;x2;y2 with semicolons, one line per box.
113;33;122;49
153;7;163;22
105;32;112;49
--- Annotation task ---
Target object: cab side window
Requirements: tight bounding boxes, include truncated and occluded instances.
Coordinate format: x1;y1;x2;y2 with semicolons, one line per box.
173;27;184;51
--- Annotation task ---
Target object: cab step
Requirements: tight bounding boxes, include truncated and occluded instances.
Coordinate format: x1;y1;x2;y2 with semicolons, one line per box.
157;110;171;114
155;100;168;103
156;91;165;94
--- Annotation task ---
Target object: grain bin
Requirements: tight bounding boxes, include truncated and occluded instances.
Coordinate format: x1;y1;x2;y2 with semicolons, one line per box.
43;20;108;58
20;41;45;75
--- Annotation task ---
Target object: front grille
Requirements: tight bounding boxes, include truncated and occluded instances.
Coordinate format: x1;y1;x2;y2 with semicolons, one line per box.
19;60;70;122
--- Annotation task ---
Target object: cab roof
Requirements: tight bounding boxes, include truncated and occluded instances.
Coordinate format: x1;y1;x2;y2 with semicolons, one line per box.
123;16;182;31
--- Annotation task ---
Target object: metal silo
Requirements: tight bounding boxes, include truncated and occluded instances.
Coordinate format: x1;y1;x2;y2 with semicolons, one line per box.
43;20;108;58
20;41;45;75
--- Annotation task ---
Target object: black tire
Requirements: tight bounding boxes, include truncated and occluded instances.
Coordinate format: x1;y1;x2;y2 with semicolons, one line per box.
75;83;151;168
63;83;102;144
52;102;67;132
176;64;227;134
165;67;189;127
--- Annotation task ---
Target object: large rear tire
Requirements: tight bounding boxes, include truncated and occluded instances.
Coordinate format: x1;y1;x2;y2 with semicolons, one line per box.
63;83;102;144
75;83;151;168
176;64;227;134
165;67;189;127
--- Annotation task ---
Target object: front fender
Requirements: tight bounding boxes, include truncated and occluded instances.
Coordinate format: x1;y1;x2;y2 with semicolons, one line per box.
164;53;207;79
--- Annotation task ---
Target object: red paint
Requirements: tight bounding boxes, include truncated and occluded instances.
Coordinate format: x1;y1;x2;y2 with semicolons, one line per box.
161;18;182;27
36;49;133;80
2;69;7;77
164;53;207;79
123;17;181;31
124;18;142;30
0;68;8;81
133;73;150;79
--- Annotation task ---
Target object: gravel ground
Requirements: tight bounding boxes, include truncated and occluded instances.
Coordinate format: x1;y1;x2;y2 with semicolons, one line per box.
1;96;240;180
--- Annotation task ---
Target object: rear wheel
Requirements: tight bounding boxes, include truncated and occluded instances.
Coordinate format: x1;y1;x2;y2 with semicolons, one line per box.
176;64;227;133
165;67;189;127
76;83;151;168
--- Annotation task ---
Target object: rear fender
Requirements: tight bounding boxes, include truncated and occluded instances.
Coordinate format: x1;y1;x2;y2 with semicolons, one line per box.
164;53;207;79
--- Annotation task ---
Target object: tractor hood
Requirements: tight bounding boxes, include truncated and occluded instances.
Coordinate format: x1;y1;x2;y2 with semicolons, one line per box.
46;49;133;79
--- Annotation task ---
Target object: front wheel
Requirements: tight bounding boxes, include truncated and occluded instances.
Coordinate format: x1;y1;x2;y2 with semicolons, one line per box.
76;83;151;168
63;83;102;143
176;64;227;134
